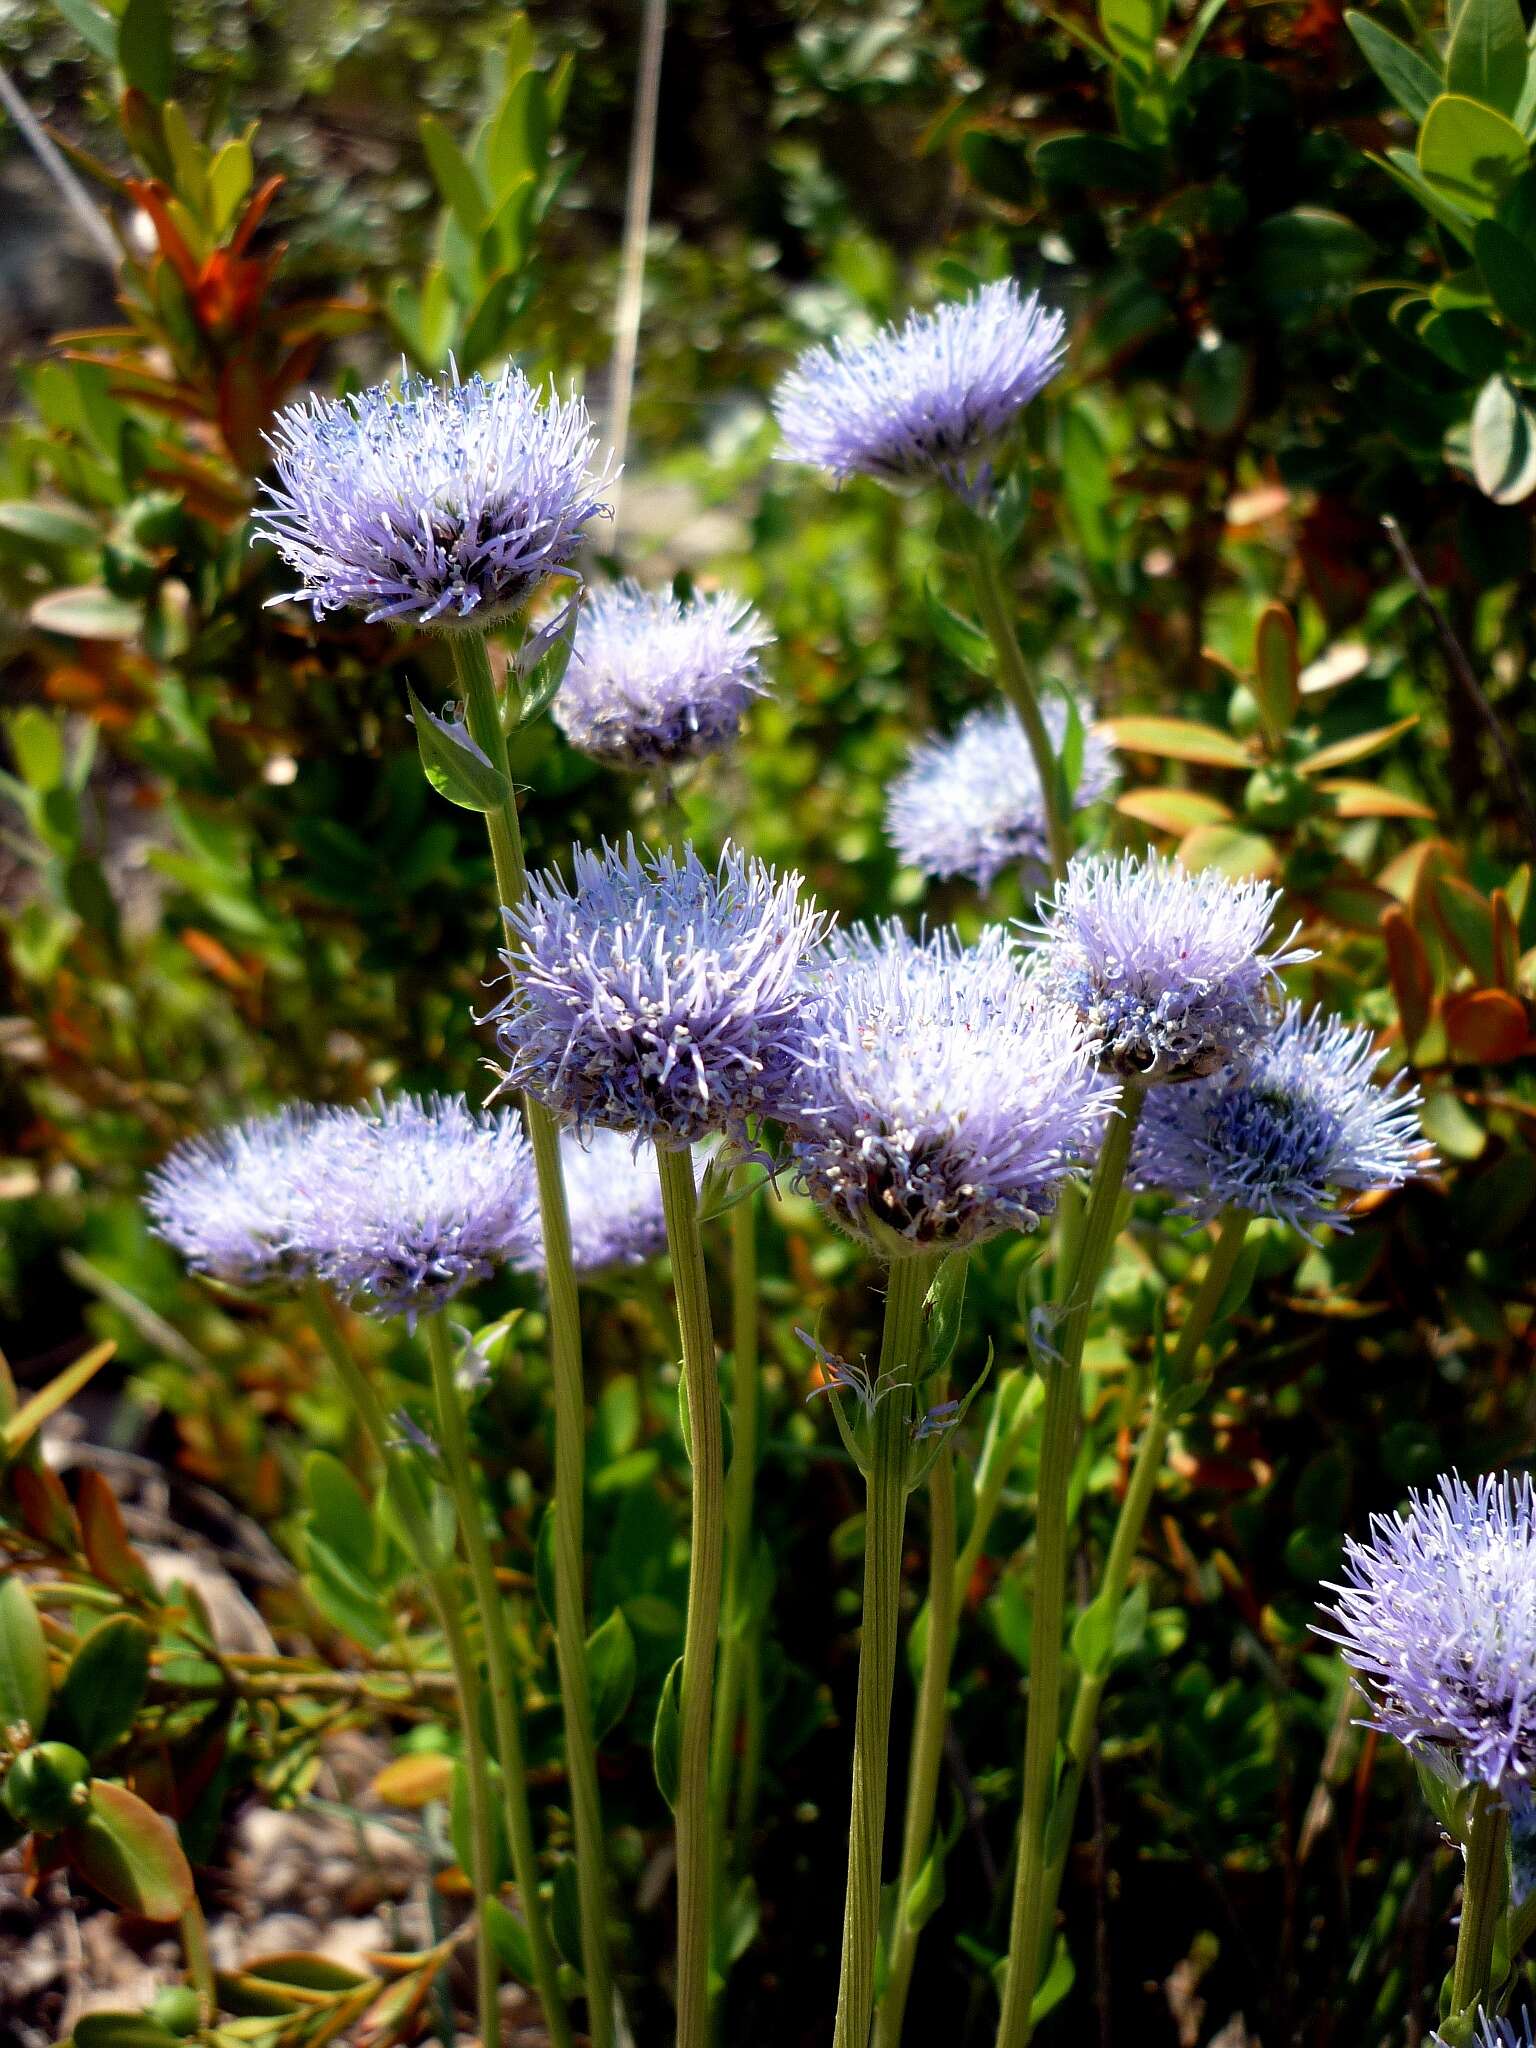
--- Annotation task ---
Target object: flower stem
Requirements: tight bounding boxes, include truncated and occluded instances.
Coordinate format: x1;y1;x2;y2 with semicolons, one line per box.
993;1080;1144;2048
304;1284;502;2048
1036;1211;1254;1976
873;1408;957;2048
422;1313;573;2048
451;629;615;2048
656;1142;727;2048
957;508;1071;880
709;1171;762;2003
1451;1781;1509;2021
833;1250;941;2048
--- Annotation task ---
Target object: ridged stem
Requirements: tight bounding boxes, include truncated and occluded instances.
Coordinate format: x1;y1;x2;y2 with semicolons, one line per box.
1037;1212;1253;1972
957;510;1070;880
423;1314;572;2048
1451;1781;1509;2021
450;630;615;2048
873;1412;957;2048
832;1251;941;2048
305;1284;501;2048
656;1143;726;2048
993;1081;1144;2048
709;1173;762;2009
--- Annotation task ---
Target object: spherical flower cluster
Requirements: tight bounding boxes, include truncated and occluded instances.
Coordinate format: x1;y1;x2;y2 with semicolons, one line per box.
553;582;773;769
886;699;1115;888
781;922;1116;1255
148;1095;538;1318
1435;2018;1536;2048
1030;852;1312;1085
1133;1002;1430;1234
145;1105;332;1292
773;280;1066;499
254;366;615;628
491;838;828;1149
517;1128;669;1278
1319;1471;1536;1793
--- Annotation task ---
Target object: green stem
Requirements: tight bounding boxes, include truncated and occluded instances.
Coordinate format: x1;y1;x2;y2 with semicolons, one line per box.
178;1896;216;2023
305;1285;501;2048
833;1251;941;2048
873;1408;957;2048
657;1143;727;2048
1451;1781;1509;2020
709;1173;761;2002
450;630;615;2048
958;509;1071;880
1037;1212;1253;1972
993;1081;1144;2048
423;1315;572;2048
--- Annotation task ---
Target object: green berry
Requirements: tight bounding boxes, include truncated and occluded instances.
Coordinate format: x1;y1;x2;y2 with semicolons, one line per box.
1243;764;1312;830
2;1742;91;1834
150;1985;205;2036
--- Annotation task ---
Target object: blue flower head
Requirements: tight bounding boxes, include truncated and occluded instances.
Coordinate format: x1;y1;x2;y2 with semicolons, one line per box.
517;1128;669;1277
1320;1472;1536;1794
773;280;1066;500
553;581;773;769
1434;2019;1536;2048
887;699;1116;889
1133;1002;1431;1235
782;922;1116;1256
254;366;615;628
148;1095;539;1319
491;838;828;1149
1031;852;1312;1085
146;1104;334;1291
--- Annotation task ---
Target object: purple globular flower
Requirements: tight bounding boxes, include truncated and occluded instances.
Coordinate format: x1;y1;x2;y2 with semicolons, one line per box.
1030;852;1313;1085
1133;1002;1431;1235
552;581;773;769
516;1128;670;1277
253;366;615;628
781;922;1115;1256
886;699;1115;888
773;280;1066;500
1434;2018;1536;2048
1319;1471;1536;1795
145;1104;336;1292
303;1093;539;1318
490;838;828;1149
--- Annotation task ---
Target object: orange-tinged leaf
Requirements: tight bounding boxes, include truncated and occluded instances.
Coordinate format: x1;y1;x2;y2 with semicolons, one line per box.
3;1341;116;1459
77;1471;157;1601
1317;778;1435;821
63;1781;194;1922
370;1753;454;1808
179;928;251;989
1253;603;1299;748
1379;836;1461;906
10;1465;83;1554
1099;716;1251;769
1383;906;1435;1048
1300;715;1419;776
1178;825;1279;879
1443;989;1532;1063
1114;787;1234;832
1307;878;1397;931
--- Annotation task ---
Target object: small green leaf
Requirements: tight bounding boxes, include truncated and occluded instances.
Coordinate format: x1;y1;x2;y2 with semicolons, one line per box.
922;577;992;677
50;0;121;63
1177;824;1278;880
1033;133;1160;193
1253;209;1375;319
1097;715;1250;768
551;1855;584;1973
1098;0;1168;70
1470;373;1536;500
304;1451;376;1578
586;1608;637;1743
920;1253;969;1380
0;501;99;550
1446;0;1528;119
652;1655;683;1811
1071;1593;1117;1678
1252;603;1299;748
117;0;173;100
207;137;255;236
1345;11;1442;123
1420;94;1530;218
485;1895;535;1982
419;115;489;236
1475;217;1536;329
65;1781;194;1921
406;686;511;813
0;1575;51;1737
29;587;141;641
451;1756;508;1889
72;2016;184;2048
51;1617;151;1762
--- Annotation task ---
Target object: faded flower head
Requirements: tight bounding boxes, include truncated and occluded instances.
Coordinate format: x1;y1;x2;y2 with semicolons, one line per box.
1319;1471;1536;1794
517;1128;669;1277
782;922;1115;1256
491;838;828;1149
1030;852;1311;1085
773;280;1066;499
254;366;614;628
1133;1002;1430;1234
304;1094;539;1318
553;581;773;769
146;1105;334;1291
886;699;1115;888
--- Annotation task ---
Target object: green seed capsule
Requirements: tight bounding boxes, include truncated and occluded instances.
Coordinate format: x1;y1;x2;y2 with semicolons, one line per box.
1;1741;91;1834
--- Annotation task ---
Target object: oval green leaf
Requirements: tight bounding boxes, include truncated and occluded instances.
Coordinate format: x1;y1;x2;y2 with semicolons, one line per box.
65;1781;195;1921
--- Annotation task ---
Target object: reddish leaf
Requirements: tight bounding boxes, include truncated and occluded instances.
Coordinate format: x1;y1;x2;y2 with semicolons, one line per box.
1382;906;1434;1049
62;1781;195;1922
77;1471;157;1601
1442;989;1532;1064
10;1465;83;1555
